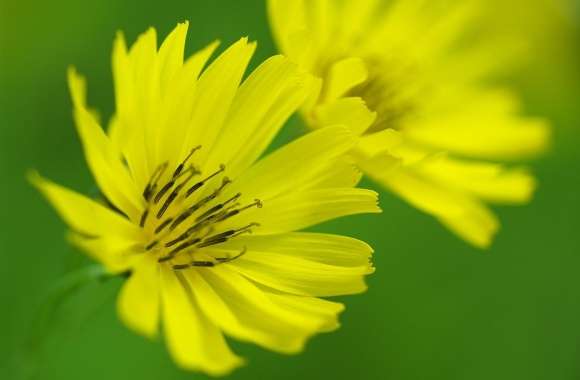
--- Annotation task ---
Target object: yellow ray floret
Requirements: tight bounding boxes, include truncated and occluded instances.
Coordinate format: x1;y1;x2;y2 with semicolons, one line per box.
268;0;551;248
31;22;380;376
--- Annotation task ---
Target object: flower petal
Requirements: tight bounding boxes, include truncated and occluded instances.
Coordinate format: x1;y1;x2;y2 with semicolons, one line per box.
230;126;357;201
236;188;381;235
313;97;376;135
204;55;312;178
182;38;256;166
67;233;140;273
416;155;537;204
68;67;142;221
403;90;551;160
222;246;373;297
360;153;500;248
264;291;344;333
195;265;332;353
117;255;160;338
29;172;140;240
160;266;243;376
219;232;373;267
322;57;368;102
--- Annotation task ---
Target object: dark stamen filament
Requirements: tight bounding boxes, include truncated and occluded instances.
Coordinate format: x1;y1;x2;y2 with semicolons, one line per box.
173;146;201;178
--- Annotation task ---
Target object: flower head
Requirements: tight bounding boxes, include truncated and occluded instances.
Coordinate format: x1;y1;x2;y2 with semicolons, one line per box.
268;0;551;247
31;22;380;376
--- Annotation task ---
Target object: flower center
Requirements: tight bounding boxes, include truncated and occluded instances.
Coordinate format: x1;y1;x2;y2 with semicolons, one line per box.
138;147;262;270
346;57;418;134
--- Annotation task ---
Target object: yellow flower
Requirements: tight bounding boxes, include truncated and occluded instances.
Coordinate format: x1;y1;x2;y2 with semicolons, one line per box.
268;0;551;248
31;22;380;376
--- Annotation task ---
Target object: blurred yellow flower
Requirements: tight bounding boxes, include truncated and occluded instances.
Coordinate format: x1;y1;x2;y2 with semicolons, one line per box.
31;23;380;376
268;0;551;248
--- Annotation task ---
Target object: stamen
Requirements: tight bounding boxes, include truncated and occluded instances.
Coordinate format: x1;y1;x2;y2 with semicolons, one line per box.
173;261;214;270
145;240;159;250
216;247;247;262
172;146;201;178
197;223;259;248
158;238;201;262
157;169;199;219
171;247;247;270
185;164;226;198
154;180;175;204
155;218;174;234
157;191;178;219
169;178;232;231
194;193;241;222
139;209;149;228
143;162;168;202
216;199;262;223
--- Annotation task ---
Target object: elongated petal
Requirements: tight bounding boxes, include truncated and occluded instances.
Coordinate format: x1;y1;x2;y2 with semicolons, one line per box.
218;232;373;267
264;291;344;333
182;38;256;166
314;97;376;136
160;266;243;376
228;250;372;297
196;266;331;353
67;233;140;273
252;188;380;235
117;255;160;338
157;22;189;94
68;68;142;221
322;57;368;102
301;158;362;190
29;172;140;240
154;40;220;169
360;154;499;248
204;55;312;177
230;126;356;201
416;155;537;204
187;269;303;353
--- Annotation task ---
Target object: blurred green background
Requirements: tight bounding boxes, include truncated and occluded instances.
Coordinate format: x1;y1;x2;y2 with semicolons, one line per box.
1;1;579;379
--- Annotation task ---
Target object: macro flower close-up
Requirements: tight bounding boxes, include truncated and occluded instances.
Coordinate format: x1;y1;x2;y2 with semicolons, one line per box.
268;0;551;247
29;22;379;376
1;1;579;380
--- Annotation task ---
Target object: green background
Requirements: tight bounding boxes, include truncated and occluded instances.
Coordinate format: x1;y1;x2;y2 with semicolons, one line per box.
1;1;579;379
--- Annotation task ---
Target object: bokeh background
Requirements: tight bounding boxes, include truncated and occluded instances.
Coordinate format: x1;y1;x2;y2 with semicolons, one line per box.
1;1;579;379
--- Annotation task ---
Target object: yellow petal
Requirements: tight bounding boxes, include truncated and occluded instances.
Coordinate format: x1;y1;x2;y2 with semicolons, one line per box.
404;90;551;160
322;57;368;102
204;55;311;177
189;269;303;353
356;128;404;158
302;158;362;189
360;154;499;248
438;202;499;249
265;291;344;333
154;40;220;168
230;126;356;201
160;266;243;376
117;255;160;338
219;232;373;267
157;22;189;94
416;155;537;204
68;67;142;221
226;248;373;297
197;265;329;353
225;187;380;235
29;172;140;240
67;233;140;274
313;97;377;135
182;38;256;166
